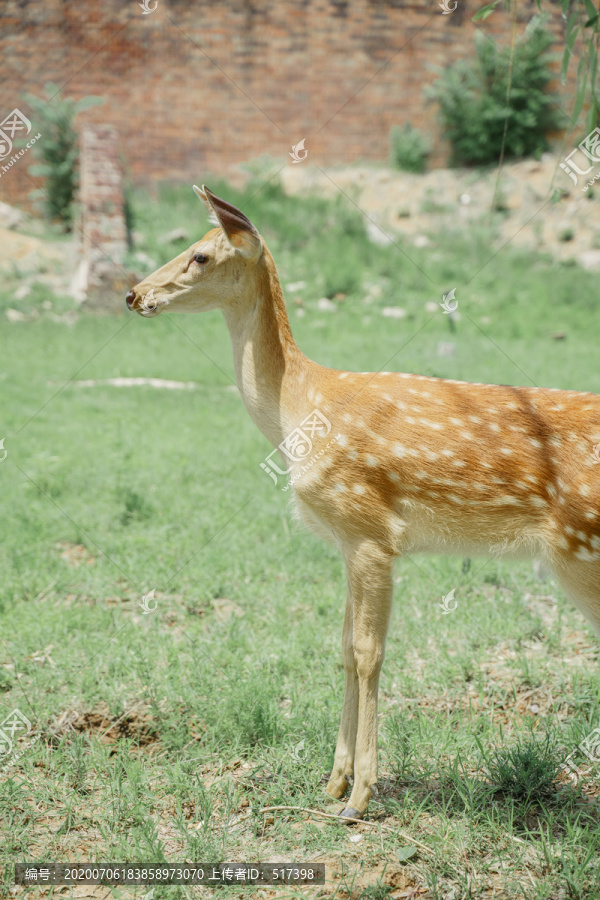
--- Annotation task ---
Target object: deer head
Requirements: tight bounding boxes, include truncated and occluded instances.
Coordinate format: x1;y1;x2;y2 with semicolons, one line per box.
126;185;263;317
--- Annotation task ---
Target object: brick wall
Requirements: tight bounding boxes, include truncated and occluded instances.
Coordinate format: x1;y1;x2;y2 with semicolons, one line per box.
78;125;129;312
0;0;573;208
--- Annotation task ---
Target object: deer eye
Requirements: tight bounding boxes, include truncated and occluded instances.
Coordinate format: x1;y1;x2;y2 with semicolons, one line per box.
193;253;208;264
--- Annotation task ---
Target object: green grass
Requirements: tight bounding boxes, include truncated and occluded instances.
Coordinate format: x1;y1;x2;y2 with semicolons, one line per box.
1;178;600;899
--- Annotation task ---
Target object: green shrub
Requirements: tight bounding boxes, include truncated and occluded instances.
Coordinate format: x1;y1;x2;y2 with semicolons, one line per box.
389;122;431;173
24;82;104;229
483;736;562;803
427;16;564;166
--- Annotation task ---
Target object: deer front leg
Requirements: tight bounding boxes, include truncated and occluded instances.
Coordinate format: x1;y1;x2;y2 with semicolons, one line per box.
326;570;358;799
337;542;393;820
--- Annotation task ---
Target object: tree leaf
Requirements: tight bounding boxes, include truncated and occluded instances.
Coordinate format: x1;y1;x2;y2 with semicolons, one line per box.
586;98;598;133
397;846;419;862
589;41;598;88
73;95;105;113
561;14;579;83
472;2;499;23
572;68;589;123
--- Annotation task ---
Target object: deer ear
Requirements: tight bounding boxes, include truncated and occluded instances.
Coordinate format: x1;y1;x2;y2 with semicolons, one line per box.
193;184;262;260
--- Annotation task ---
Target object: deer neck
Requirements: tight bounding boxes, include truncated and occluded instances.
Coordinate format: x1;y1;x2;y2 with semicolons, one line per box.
222;253;312;448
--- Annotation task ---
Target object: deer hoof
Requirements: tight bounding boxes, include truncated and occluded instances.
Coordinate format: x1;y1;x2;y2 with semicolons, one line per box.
338;807;363;823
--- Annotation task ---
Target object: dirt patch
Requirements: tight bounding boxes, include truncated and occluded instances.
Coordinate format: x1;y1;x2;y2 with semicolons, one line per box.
323;857;420;899
281;156;600;268
50;701;160;749
56;542;96;568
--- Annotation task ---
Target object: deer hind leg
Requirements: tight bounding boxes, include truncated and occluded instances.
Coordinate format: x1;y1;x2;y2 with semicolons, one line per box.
551;553;600;637
330;540;393;820
326;568;358;800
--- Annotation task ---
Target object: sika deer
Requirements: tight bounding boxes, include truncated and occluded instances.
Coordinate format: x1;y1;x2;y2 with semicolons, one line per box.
126;186;600;820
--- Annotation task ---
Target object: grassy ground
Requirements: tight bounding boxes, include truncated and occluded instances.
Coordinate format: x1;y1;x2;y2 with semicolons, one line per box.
2;178;600;899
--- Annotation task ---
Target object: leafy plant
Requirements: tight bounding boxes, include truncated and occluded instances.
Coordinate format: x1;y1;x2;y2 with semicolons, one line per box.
483;736;562;803
475;0;600;134
24;82;104;229
389;123;431;173
427;16;564;166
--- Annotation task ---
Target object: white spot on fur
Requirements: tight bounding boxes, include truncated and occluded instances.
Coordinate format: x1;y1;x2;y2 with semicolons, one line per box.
530;496;547;507
575;546;599;562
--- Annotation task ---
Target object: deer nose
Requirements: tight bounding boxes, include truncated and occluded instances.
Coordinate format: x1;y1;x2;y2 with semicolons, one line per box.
126;289;137;310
